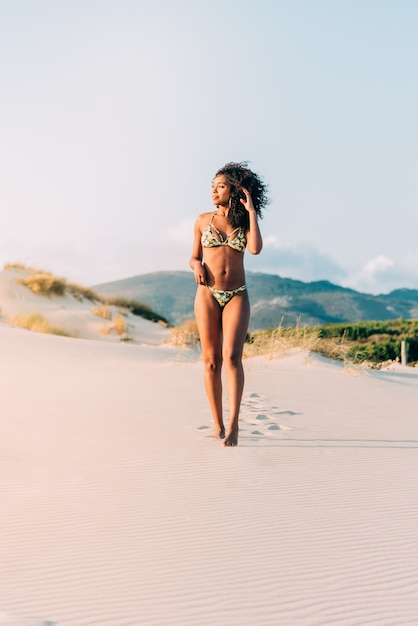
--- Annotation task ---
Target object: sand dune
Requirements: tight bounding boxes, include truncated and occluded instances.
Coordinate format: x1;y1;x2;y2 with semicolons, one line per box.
1;269;418;625
0;268;170;345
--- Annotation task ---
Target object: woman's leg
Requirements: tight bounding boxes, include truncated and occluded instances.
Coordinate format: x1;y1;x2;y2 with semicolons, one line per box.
194;286;225;438
221;291;250;446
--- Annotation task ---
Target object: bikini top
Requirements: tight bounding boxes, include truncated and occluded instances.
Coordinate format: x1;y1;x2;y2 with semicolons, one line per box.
201;214;247;252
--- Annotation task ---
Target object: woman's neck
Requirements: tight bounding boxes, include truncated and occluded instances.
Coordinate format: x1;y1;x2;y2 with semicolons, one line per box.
216;205;229;218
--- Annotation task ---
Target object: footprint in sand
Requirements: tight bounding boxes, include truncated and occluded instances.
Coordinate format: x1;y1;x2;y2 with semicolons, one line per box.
197;393;298;439
240;392;297;439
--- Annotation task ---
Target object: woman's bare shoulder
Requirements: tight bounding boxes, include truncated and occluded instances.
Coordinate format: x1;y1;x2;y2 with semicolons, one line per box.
195;211;213;225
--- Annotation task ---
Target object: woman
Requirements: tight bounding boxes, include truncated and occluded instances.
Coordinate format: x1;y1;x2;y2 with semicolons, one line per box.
190;162;269;446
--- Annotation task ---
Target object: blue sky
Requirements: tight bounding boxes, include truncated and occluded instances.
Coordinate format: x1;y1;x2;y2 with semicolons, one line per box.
1;0;417;294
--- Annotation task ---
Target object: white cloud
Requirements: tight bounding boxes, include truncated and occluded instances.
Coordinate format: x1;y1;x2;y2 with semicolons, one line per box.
247;239;418;295
364;256;395;273
343;255;417;294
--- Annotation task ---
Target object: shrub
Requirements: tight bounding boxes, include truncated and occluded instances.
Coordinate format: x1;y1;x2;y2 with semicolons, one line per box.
320;319;418;341
348;339;399;363
319;319;418;364
67;282;100;302
105;296;169;325
406;338;418;362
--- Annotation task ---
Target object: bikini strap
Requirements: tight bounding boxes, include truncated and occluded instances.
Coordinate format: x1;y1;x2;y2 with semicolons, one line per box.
209;215;224;241
209;213;241;241
225;227;240;240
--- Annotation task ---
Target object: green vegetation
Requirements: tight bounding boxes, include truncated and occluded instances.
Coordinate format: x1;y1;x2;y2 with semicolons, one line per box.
319;319;418;364
247;318;418;365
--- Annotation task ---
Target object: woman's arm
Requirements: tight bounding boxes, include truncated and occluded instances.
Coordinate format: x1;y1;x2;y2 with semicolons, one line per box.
190;217;207;284
241;189;263;255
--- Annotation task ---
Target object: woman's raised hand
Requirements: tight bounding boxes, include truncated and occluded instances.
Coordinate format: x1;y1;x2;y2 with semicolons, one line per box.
240;188;255;213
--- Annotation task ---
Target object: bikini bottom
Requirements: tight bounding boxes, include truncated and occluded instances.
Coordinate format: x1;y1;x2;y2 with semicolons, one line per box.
207;284;247;308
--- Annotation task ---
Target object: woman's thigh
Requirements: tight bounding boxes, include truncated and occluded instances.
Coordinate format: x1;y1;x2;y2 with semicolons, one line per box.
221;291;250;359
194;285;223;357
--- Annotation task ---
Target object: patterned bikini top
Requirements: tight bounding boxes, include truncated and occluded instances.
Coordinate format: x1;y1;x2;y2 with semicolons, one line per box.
201;213;247;252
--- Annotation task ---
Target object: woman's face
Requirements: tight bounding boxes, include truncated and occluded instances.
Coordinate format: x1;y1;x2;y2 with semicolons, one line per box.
211;175;231;207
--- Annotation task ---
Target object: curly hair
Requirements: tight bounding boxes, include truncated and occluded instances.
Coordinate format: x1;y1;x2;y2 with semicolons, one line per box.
214;161;270;229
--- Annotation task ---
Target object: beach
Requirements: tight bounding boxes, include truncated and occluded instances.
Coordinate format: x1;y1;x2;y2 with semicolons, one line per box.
1;297;418;626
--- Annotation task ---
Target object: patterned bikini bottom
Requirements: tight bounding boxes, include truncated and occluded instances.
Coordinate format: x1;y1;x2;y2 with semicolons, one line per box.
207;284;247;308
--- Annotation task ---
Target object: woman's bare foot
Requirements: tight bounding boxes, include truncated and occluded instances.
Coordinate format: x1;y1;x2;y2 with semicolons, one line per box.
215;426;225;439
223;427;238;446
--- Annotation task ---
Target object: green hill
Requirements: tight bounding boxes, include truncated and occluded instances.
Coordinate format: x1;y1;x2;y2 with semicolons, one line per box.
94;271;418;330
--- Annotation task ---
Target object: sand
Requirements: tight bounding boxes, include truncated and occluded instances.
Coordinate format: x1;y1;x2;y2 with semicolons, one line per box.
1;268;418;626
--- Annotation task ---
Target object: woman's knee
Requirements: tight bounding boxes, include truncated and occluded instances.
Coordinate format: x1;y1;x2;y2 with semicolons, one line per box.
222;349;243;369
203;354;222;374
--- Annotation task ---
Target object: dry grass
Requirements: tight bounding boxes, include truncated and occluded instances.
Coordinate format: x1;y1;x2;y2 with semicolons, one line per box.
168;319;200;348
17;271;100;301
5;263;167;326
4;263;100;301
244;319;351;361
92;305;113;320
113;314;127;335
104;296;169;325
244;320;320;359
4;262;40;272
100;322;111;336
67;282;100;302
18;272;67;296
315;337;351;362
100;313;132;341
8;312;72;337
167;317;351;362
13;269;99;302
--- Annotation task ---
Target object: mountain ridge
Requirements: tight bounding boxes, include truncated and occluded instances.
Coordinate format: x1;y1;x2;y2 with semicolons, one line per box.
94;271;418;330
